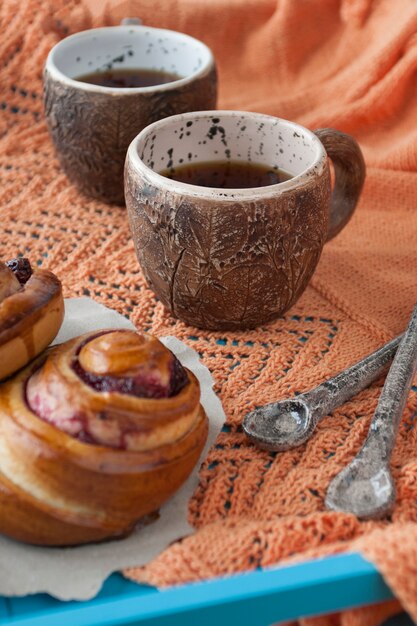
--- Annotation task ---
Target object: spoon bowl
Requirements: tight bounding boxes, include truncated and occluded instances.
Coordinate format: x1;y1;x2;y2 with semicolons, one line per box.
242;398;314;451
325;458;395;520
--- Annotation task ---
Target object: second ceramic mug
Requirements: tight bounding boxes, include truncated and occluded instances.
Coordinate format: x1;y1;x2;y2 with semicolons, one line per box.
43;24;217;205
125;111;365;330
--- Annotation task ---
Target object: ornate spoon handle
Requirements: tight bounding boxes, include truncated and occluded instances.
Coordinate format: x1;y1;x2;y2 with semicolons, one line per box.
304;334;402;423
363;305;417;457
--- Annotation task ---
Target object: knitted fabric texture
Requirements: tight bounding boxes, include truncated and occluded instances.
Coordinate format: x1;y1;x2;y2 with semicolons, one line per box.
1;0;417;624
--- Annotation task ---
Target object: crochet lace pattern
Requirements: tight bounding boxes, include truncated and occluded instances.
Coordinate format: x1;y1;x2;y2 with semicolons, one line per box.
1;1;417;623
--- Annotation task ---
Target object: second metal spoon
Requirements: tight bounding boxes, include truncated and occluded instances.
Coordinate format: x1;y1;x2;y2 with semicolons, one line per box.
325;303;417;519
243;334;401;452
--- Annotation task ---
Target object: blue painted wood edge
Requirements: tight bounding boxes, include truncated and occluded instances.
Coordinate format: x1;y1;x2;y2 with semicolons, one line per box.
2;552;394;626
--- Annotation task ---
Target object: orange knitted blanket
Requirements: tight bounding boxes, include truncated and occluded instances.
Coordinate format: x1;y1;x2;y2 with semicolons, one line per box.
1;0;417;624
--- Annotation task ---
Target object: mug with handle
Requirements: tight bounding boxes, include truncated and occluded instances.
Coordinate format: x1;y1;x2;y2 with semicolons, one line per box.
125;111;365;330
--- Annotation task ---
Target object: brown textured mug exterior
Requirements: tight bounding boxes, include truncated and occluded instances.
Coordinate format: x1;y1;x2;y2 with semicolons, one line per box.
43;26;217;205
125;112;365;330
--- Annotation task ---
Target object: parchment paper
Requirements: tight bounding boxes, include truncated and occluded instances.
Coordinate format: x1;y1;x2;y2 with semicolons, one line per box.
0;298;225;600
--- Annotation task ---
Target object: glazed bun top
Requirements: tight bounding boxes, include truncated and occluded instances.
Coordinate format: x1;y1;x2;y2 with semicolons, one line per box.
26;329;200;451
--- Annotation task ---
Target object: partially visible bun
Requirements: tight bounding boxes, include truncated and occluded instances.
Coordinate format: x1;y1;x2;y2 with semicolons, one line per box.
0;258;64;380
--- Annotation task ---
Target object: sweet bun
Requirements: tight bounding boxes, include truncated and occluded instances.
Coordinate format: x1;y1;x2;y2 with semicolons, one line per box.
0;258;64;380
0;329;207;545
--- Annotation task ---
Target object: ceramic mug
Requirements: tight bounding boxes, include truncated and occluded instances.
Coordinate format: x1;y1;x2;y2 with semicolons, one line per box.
43;25;217;205
125;111;365;330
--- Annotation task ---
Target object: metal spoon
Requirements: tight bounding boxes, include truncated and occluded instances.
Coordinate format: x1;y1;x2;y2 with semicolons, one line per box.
242;334;401;452
325;304;417;519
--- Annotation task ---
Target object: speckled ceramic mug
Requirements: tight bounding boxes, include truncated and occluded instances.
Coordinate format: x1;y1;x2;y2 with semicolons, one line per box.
43;25;217;205
125;111;365;330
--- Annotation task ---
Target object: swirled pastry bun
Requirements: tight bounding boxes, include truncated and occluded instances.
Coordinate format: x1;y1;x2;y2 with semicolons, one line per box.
0;329;207;545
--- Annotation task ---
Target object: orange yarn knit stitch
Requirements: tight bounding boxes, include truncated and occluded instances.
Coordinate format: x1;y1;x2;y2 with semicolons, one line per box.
1;0;417;624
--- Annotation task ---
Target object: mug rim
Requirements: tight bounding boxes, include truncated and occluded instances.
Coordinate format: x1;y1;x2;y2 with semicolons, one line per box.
44;25;215;95
126;110;327;201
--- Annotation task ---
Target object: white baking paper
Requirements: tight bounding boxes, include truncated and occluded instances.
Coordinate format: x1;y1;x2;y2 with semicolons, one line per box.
0;298;225;600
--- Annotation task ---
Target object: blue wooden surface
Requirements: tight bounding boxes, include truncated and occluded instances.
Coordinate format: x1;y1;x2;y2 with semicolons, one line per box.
0;553;394;626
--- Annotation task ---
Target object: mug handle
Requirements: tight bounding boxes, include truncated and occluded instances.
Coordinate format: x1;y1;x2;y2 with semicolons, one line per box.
314;128;366;241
